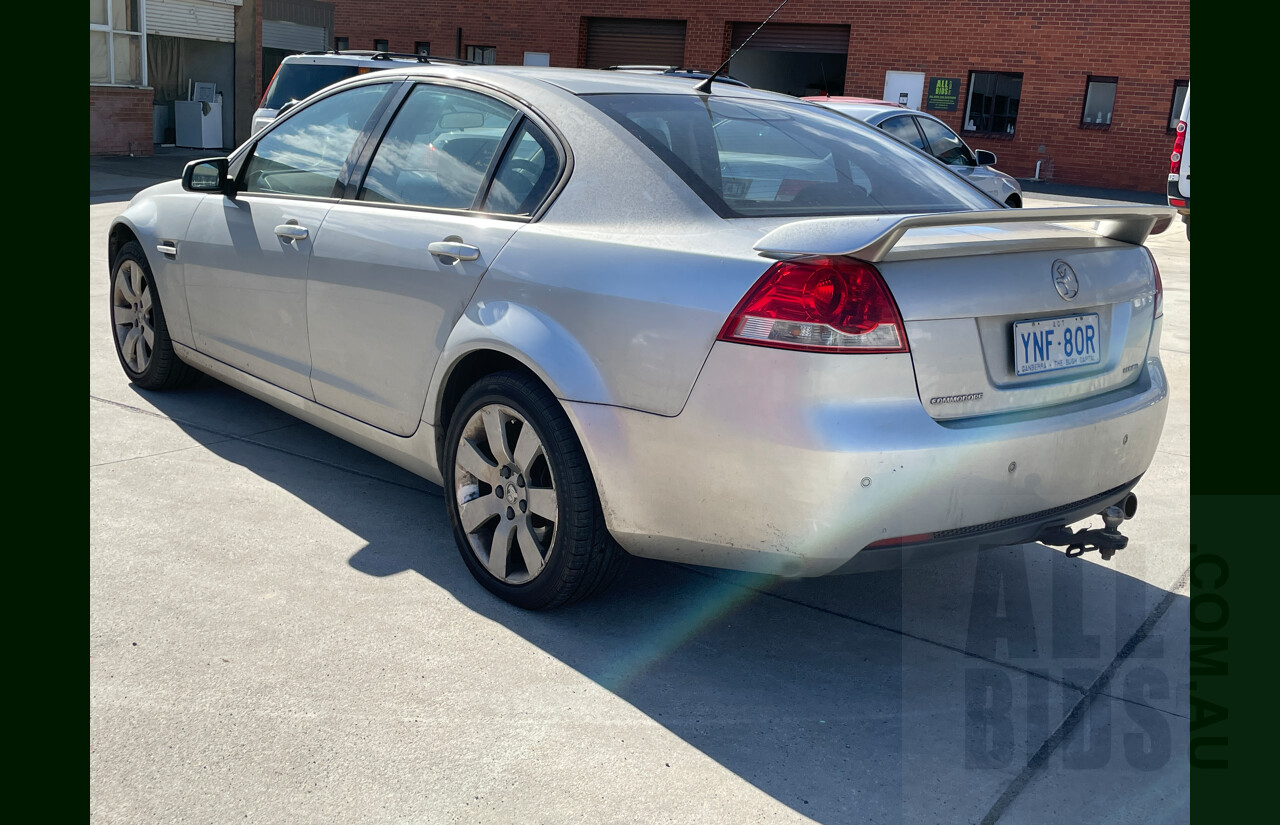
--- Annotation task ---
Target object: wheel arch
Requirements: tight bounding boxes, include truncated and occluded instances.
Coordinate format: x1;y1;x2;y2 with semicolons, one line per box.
427;303;616;483
107;220;142;273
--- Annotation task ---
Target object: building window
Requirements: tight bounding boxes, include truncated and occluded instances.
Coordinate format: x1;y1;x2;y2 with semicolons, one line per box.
415;42;430;56
466;45;497;64
90;0;145;85
1080;76;1117;126
1168;80;1189;131
335;37;349;51
374;39;389;52
963;71;1021;134
523;52;550;66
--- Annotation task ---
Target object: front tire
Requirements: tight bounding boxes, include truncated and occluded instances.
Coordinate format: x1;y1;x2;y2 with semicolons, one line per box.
110;241;200;390
443;371;625;609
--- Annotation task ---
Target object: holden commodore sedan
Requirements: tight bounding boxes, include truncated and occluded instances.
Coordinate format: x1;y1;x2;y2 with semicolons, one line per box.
108;65;1172;609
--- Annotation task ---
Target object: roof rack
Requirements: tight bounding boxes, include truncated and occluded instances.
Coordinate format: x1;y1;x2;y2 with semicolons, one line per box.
298;49;478;66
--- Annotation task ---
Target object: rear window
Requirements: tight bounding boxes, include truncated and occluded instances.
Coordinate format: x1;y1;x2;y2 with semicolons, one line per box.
262;63;364;110
586;94;996;218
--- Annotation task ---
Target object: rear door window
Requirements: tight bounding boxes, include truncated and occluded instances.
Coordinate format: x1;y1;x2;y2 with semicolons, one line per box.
916;117;977;167
879;115;926;151
484;121;561;216
358;85;518;210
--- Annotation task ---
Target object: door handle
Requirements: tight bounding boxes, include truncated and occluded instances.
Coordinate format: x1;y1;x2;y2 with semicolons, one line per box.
274;224;309;242
428;241;480;262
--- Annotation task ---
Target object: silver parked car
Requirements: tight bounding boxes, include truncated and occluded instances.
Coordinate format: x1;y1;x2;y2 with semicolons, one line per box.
108;66;1172;608
806;96;1025;207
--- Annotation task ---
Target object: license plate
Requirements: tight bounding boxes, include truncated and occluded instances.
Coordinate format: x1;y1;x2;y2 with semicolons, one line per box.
1013;313;1101;376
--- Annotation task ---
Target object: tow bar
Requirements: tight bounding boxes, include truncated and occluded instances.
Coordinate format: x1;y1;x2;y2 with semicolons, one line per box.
1036;493;1139;561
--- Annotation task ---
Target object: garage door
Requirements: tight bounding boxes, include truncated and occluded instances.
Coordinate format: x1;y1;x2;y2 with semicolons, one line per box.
584;18;687;69
729;22;850;53
147;0;236;42
727;22;849;96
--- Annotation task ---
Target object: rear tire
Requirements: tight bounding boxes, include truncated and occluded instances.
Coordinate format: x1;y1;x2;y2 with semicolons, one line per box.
109;241;200;390
443;371;625;609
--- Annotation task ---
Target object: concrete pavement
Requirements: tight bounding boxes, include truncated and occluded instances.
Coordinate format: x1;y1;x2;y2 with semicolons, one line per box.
90;159;1190;824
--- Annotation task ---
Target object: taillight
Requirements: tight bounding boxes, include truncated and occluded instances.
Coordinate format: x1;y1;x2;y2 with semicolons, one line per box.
1169;120;1187;175
1147;250;1163;319
718;257;908;353
259;65;282;108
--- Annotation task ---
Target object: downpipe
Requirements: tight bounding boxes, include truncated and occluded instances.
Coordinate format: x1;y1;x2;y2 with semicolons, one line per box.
1036;493;1138;561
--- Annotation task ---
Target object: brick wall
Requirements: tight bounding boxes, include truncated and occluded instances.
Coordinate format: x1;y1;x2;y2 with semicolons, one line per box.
90;86;155;156
330;0;1190;193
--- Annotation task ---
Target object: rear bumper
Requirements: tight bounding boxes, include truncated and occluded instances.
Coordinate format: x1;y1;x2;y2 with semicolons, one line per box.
564;342;1169;577
1167;179;1190;217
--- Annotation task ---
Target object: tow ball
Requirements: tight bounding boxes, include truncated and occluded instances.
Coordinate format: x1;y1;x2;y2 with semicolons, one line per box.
1036;493;1138;561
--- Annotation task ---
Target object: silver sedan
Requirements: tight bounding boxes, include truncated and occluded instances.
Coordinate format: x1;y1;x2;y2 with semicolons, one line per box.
806;96;1025;207
107;66;1172;608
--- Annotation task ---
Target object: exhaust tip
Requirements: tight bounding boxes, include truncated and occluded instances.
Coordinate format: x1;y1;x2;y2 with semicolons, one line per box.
1122;493;1138;520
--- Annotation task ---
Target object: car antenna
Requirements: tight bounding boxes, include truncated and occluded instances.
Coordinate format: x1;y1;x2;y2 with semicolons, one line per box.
694;0;792;94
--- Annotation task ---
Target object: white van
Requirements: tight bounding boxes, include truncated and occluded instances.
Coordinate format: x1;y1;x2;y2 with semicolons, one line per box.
1168;88;1190;238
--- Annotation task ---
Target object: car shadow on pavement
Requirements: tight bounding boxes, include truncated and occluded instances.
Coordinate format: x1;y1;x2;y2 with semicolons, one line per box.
133;380;1190;825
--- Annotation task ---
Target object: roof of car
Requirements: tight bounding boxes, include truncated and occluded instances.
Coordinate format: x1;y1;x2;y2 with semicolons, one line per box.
382;64;785;98
802;95;904;107
806;97;920;122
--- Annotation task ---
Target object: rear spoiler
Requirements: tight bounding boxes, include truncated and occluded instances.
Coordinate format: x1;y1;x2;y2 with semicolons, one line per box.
753;206;1177;262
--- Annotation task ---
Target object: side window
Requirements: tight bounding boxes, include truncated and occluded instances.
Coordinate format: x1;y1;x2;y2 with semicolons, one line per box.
879;116;925;151
916;117;976;167
243;84;389;198
359;85;517;210
484;120;561;216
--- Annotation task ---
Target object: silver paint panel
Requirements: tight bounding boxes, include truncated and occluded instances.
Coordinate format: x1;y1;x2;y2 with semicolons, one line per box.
564;342;1168;577
306;203;519;435
183;194;333;399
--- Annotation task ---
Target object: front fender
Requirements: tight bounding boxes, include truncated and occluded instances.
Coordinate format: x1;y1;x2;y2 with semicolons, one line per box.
110;181;204;346
424;299;614;427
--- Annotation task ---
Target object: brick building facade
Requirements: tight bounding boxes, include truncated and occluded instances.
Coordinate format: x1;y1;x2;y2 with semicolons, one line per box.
329;0;1190;193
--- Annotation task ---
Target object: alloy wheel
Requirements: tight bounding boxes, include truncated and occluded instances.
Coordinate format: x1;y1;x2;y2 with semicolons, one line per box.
453;404;558;585
112;259;155;374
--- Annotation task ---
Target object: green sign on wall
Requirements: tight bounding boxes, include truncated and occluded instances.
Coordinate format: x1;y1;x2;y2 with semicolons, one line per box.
925;77;961;111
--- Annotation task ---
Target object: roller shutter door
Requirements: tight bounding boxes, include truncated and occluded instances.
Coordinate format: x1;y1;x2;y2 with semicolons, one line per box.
585;18;687;69
729;22;849;54
147;0;237;43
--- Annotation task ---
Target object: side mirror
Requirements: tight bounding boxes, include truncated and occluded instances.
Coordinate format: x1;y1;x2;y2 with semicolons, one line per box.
182;157;233;196
975;149;998;167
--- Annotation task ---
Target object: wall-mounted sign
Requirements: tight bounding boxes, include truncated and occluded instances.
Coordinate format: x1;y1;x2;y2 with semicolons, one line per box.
925;77;961;111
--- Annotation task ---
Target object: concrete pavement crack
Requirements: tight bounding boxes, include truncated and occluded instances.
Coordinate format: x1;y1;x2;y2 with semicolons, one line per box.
977;565;1190;825
89;394;441;497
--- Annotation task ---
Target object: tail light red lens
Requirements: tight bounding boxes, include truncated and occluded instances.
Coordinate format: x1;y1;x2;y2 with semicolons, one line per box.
1147;250;1163;319
1169;120;1187;175
718;257;908;353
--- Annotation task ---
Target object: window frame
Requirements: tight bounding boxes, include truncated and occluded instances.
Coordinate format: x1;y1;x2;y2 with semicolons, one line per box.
234;79;401;202
90;0;147;87
374;39;389;52
962;71;1022;136
334;36;349;50
342;78;572;222
1079;75;1118;128
877;114;927;152
1167;80;1189;133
